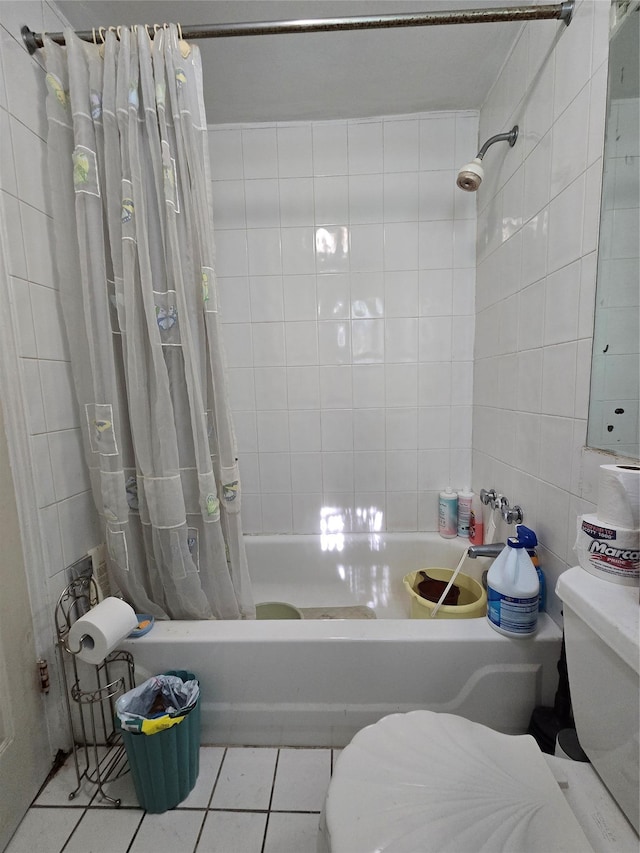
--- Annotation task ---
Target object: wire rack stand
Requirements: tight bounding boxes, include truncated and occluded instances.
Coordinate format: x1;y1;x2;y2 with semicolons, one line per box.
55;578;135;807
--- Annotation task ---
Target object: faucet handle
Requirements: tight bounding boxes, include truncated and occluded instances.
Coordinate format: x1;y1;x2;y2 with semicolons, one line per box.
502;504;524;525
480;488;497;507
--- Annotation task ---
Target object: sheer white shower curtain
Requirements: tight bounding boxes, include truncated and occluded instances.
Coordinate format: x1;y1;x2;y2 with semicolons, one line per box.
44;26;254;619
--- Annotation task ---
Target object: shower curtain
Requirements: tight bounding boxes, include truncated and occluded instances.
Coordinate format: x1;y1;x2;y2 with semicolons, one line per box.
43;26;255;620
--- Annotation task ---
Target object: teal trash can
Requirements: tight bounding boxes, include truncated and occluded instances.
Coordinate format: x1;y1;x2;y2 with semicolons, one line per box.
119;670;200;813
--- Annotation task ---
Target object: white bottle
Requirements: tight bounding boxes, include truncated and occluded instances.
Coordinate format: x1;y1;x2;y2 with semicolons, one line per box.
438;488;458;539
457;487;473;538
486;525;539;638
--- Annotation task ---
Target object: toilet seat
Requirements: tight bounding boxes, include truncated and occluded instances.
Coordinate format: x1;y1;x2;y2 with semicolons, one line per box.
323;710;594;853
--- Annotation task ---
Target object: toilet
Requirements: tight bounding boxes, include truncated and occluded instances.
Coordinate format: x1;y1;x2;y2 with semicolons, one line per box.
320;566;639;853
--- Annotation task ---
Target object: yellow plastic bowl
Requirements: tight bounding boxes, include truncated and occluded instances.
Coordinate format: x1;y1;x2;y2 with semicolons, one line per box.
403;568;487;619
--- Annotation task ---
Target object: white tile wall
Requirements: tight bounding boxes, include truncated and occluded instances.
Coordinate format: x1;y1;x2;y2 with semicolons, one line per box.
0;0;102;685
211;112;478;533
0;0;619;629
473;0;613;623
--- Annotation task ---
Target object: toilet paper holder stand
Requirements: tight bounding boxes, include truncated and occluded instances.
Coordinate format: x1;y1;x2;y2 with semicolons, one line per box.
54;576;136;807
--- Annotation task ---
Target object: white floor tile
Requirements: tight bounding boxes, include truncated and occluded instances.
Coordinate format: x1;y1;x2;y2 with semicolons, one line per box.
62;809;143;853
197;811;267;853
177;747;226;808
128;811;204;853
34;750;106;807
210;747;277;810
263;812;321;853
271;749;331;812
10;744;338;853
4;808;81;853
92;768;141;808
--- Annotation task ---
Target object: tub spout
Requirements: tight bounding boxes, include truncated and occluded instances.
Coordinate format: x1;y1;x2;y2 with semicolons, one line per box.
467;543;505;559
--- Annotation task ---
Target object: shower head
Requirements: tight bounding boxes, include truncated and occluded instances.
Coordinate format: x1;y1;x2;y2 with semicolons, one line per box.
456;125;518;192
456;158;484;192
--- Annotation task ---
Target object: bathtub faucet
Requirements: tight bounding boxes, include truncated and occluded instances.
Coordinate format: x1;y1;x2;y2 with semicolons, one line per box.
467;543;505;559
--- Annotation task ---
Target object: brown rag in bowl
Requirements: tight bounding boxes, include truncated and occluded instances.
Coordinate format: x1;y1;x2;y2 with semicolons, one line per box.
416;571;460;606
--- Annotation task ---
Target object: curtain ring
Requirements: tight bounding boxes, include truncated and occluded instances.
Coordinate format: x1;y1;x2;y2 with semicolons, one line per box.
178;20;191;59
116;26;123;40
92;27;97;45
154;23;161;34
145;24;152;41
98;26;106;43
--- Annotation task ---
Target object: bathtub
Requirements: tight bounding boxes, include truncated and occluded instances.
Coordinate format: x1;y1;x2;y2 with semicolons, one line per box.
122;533;563;747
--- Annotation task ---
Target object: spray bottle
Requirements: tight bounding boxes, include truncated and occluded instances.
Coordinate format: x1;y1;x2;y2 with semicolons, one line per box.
486;525;540;638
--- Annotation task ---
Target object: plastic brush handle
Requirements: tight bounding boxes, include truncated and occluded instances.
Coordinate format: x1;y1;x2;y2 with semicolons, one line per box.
431;553;466;618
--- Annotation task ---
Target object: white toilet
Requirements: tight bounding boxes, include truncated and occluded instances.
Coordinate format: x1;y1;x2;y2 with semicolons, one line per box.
320;566;639;853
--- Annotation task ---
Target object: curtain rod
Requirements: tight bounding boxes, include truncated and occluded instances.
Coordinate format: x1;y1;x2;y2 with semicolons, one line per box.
21;1;574;54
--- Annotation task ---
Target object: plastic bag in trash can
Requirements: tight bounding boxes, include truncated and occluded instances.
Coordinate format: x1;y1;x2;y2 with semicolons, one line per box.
116;674;200;735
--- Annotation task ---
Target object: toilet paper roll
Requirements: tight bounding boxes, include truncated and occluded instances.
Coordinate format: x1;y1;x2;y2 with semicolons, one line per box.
67;597;138;664
597;464;640;529
574;514;640;586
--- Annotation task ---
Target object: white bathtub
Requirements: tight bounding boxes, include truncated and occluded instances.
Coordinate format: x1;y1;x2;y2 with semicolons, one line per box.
122;533;563;747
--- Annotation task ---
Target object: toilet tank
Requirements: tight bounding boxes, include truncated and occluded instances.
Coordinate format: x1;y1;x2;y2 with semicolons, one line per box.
556;566;639;834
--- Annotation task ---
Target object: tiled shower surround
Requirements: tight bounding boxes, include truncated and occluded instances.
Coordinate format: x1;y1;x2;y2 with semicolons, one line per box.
0;0;614;628
209;112;478;534
472;1;611;624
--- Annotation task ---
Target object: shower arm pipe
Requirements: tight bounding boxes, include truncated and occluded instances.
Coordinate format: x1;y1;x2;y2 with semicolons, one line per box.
476;125;519;160
22;1;574;54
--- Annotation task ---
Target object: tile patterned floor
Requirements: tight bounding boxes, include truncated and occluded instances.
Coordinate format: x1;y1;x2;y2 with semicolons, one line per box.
6;746;340;853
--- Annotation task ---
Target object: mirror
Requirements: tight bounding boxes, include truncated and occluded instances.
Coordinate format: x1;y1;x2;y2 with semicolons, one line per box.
587;1;639;459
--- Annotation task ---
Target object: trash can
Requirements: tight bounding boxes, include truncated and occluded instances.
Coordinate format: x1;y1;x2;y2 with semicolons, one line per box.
116;669;200;813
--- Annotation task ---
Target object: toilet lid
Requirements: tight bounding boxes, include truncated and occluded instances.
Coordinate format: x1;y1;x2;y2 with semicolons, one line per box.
325;711;594;853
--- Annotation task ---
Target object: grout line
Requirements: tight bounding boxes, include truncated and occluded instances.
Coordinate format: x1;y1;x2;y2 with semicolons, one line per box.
168;807;212;812
268;809;322;815
87;805;144;811
34;804;133;814
200;743;333;750
207;807;270;814
260;810;271;852
267;749;280;812
199;807;322;814
125;810;147;853
58;806;88;853
191;810;209;853
259;747;280;853
205;747;227;810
